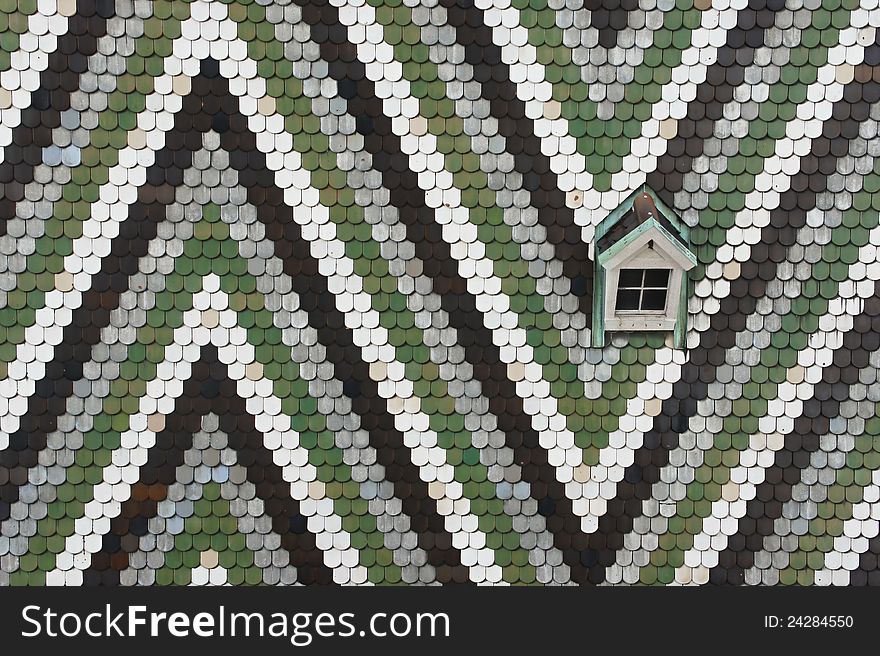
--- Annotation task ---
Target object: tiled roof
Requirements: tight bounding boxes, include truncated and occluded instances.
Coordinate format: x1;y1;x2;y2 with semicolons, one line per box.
0;0;879;586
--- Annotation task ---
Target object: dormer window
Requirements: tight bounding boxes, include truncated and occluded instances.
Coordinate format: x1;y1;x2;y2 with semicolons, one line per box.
592;187;696;348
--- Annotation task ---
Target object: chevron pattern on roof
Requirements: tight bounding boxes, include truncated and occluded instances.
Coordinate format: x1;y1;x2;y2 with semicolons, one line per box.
1;0;880;586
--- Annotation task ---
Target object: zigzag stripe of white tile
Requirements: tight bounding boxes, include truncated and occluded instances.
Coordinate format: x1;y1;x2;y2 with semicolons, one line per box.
44;297;368;585
607;0;826;221
743;375;880;585
568;345;686;532
813;467;880;586
284;67;569;579
578;2;820;456
0;0;70;164
334;0;591;509
669;0;816;230
256;129;505;585
671;249;880;584
0;164;438;581
609;121;880;582
415;0;592;325
0;0;153;316
1;1;508;577
600;49;874;562
254;18;568;584
478;0;738;237
0;8;214;442
149;15;512;580
0;0;273;446
560;0;672;97
603;0;745;208
409;0;606;397
477;0;740;242
707;21;874;274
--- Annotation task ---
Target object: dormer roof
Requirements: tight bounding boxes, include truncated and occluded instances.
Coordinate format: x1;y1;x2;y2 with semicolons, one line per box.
595;186;696;272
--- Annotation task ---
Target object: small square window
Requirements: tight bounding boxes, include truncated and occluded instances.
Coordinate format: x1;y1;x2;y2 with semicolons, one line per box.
614;268;670;312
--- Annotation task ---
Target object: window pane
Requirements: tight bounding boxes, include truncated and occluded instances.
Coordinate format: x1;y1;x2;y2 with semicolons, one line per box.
641;289;668;310
616;289;640;311
618;269;643;287
644;269;670;287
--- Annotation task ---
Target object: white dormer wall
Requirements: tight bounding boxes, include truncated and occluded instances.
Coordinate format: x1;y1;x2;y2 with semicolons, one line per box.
601;224;693;333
